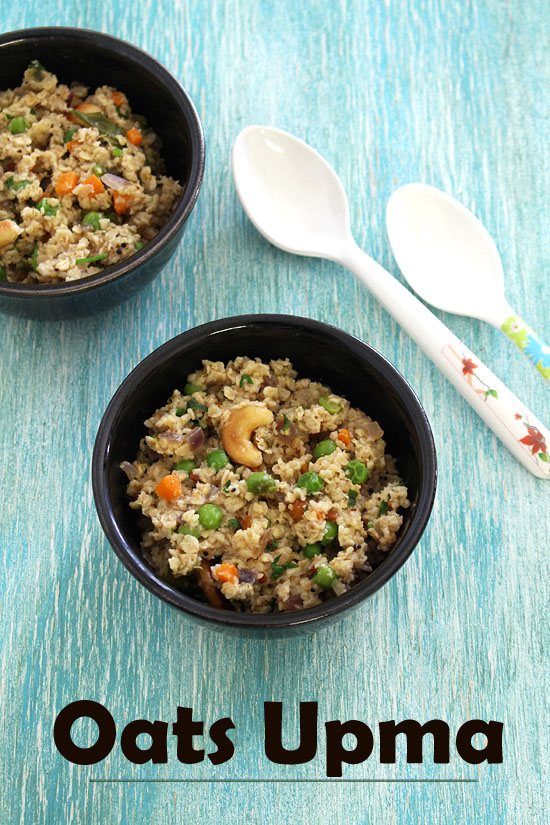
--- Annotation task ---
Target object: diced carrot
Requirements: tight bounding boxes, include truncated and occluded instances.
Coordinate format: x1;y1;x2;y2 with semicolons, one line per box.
316;511;324;522
55;172;79;195
82;175;104;194
155;474;182;500
338;428;351;446
112;190;132;215
126;127;142;146
327;508;338;521
288;499;307;521
240;515;252;529
214;563;239;584
66;140;81;153
111;91;125;106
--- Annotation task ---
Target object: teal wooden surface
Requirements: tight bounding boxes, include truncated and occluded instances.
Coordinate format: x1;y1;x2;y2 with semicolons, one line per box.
1;1;549;823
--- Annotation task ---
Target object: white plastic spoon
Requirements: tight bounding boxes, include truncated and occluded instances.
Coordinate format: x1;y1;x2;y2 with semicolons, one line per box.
386;183;550;382
231;126;550;479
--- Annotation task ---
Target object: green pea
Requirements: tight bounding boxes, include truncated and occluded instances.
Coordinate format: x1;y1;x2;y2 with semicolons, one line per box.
321;520;338;545
174;459;196;473
0;266;5;280
82;211;105;231
112;147;123;157
134;240;144;251
296;472;324;494
303;543;322;559
92;164;106;177
177;524;201;538
313;439;337;460
198;504;223;530
63;127;79;143
246;472;278;495
346;460;368;485
319;395;342;414
37;198;59;217
313;564;338;590
184;382;204;395
206;449;229;472
10;116;30;135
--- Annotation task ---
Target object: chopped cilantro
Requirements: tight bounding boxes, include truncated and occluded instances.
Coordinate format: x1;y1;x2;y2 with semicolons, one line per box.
271;554;298;580
187;398;208;413
347;489;359;508
239;373;253;387
378;499;389;516
75;254;108;264
281;413;291;433
27;59;44;80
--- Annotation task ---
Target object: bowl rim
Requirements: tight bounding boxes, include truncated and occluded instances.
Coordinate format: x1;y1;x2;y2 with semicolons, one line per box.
92;314;437;629
0;26;205;299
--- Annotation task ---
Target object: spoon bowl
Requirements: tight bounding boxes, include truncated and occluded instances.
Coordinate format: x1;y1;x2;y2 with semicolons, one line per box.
386;184;506;322
232;126;352;258
386;183;550;381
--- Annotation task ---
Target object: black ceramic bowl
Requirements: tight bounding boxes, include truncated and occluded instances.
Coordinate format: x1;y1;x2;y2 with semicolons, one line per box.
92;315;437;635
0;27;205;320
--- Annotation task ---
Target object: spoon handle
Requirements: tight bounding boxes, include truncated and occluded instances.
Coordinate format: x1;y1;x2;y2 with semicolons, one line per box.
500;311;550;382
340;243;550;479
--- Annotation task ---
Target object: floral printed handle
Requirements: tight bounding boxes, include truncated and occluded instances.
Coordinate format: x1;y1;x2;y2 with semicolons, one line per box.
440;344;550;478
501;315;550;381
341;244;550;479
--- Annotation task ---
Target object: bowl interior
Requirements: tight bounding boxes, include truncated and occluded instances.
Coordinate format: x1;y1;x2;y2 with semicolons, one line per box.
98;318;434;625
0;30;192;195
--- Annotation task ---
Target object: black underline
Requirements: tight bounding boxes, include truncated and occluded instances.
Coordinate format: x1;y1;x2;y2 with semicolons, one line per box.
90;778;477;783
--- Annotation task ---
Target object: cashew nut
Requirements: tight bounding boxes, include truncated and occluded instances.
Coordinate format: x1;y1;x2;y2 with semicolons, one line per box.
68;101;102;124
0;219;21;249
222;403;274;468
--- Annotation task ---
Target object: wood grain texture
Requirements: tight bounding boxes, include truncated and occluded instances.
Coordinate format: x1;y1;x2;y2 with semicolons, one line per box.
1;1;549;823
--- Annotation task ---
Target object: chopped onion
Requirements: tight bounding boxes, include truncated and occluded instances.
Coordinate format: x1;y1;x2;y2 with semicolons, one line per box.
197;561;224;609
184;427;204;450
364;420;383;439
206;485;219;500
120;460;139;480
283;594;303;611
238;569;257;584
101;172;131;189
156;431;185;442
259;528;273;551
